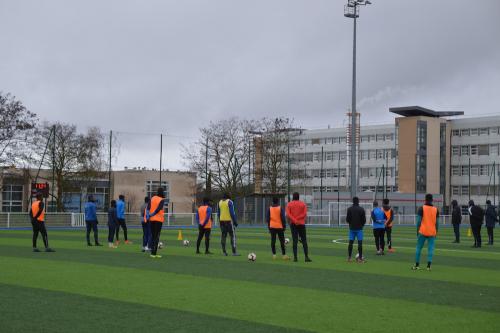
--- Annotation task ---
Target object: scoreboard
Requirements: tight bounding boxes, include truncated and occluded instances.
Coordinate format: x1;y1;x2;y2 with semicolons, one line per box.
31;182;50;198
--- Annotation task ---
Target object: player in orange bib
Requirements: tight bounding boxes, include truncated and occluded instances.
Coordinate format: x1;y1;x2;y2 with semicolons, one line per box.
412;194;439;271
382;198;395;252
30;193;55;252
196;197;213;254
147;187;166;258
266;197;289;260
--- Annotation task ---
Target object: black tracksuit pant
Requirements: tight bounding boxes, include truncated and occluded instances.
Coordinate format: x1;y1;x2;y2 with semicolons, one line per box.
487;226;494;244
196;227;211;253
452;223;460;242
471;224;482;247
220;221;236;254
270;228;286;255
373;228;385;251
290;224;308;259
31;220;49;248
385;226;392;249
108;223;117;243
115;218;128;241
150;222;163;255
85;220;99;245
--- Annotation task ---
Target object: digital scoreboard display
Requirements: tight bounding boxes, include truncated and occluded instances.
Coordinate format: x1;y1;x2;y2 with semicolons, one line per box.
31;182;50;198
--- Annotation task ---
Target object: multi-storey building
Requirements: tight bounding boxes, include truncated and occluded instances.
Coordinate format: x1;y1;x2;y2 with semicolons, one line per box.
258;106;500;211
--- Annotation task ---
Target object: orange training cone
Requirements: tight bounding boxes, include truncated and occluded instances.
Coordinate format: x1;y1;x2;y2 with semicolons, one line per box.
177;230;183;241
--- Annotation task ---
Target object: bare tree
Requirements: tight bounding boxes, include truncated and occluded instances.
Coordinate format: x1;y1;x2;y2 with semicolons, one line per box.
259;117;296;194
34;122;106;211
183;118;258;197
0;92;37;167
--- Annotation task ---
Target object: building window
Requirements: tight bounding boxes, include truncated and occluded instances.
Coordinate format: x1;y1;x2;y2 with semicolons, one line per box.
461;165;469;176
470;166;479;176
479;128;489;136
490;127;499;135
452;166;460;176
452;186;460;195
2;185;23;212
385;133;394;141
369;150;376;160
461;146;469;156
377;150;384;160
480;165;489;176
470;128;479;136
360;150;369;160
146;181;169;202
361;136;369;143
461;129;470;136
416;120;427;192
478;145;489;156
452;129;460;136
376;134;385;142
470;145;478;156
461;186;469;196
360;168;369;178
491;144;499;155
452;146;460;156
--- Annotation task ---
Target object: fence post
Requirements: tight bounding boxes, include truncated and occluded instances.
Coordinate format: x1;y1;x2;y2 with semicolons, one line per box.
7;213;10;228
70;213;74;227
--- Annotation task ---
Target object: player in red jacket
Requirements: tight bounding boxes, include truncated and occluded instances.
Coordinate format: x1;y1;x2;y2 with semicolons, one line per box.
286;192;312;262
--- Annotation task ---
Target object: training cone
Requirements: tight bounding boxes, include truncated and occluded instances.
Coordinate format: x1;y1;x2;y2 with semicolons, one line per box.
467;228;472;237
177;230;183;241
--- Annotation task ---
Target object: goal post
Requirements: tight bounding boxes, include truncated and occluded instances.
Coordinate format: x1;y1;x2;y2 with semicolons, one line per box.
328;201;373;226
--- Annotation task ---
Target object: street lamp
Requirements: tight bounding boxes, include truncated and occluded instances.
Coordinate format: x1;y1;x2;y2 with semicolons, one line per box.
344;0;372;198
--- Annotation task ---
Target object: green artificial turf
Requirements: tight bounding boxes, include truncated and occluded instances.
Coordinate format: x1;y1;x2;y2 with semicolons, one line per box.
1;226;499;332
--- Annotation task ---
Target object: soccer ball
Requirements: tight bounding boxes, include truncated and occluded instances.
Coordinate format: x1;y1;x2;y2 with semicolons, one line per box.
247;253;256;261
284;238;290;245
355;253;364;260
158;241;164;249
183;240;190;246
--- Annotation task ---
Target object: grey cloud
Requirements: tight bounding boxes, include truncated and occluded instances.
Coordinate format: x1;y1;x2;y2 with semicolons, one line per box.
1;0;499;168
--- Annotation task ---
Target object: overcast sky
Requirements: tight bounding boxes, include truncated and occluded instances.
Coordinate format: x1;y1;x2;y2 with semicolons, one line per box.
1;0;499;170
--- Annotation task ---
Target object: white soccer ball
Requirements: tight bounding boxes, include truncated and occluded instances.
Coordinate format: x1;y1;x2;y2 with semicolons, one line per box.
284;238;290;245
183;240;190;247
158;241;164;249
247;252;256;261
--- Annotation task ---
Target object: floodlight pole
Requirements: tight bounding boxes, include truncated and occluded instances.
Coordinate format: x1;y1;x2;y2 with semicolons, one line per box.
345;0;371;198
350;9;357;199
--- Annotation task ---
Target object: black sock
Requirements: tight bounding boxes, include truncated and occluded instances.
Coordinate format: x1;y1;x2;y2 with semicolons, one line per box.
348;240;354;257
427;262;431;268
358;241;363;259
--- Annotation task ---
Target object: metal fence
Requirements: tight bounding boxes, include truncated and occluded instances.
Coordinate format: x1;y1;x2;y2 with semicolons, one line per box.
0;211;468;229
